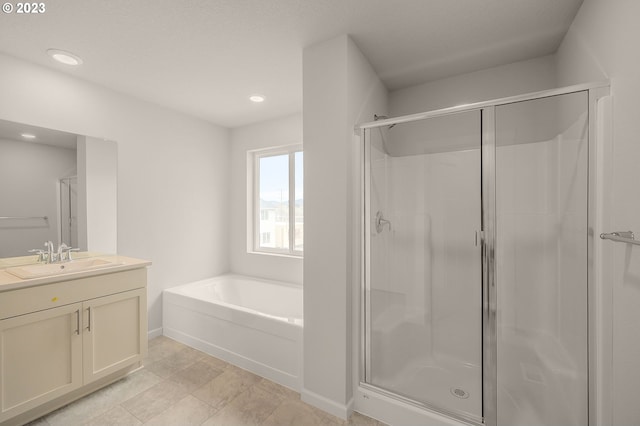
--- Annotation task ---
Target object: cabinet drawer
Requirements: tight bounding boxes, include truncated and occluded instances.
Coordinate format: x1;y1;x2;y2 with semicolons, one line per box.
0;268;147;320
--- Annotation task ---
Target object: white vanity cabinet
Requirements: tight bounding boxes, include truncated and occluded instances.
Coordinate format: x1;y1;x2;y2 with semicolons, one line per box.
0;303;84;421
82;288;145;383
0;263;148;425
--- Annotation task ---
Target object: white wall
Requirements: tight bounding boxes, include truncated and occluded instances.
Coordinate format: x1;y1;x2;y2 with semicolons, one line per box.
302;35;388;418
76;136;118;254
0;53;230;334
0;138;76;257
229;113;303;284
556;1;640;424
390;55;557;117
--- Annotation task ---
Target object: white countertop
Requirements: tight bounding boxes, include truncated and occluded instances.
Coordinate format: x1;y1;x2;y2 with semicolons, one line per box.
0;254;151;292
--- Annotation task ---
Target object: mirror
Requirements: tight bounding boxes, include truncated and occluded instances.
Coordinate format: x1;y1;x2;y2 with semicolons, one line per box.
0;119;117;263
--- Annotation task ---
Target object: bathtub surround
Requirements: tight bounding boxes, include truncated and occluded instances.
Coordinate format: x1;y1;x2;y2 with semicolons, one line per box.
163;274;303;390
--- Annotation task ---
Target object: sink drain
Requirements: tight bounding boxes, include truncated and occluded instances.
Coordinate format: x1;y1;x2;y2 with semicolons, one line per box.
450;387;469;399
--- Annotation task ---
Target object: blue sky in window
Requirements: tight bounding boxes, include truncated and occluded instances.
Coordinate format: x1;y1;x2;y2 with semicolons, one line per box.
260;152;303;202
260;155;287;202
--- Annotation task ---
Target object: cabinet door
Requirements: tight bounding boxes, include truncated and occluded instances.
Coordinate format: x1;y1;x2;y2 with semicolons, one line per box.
83;289;146;383
0;303;83;422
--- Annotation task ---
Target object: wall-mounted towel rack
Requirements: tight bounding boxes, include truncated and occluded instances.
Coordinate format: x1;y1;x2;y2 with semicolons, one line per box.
600;231;640;246
0;216;48;220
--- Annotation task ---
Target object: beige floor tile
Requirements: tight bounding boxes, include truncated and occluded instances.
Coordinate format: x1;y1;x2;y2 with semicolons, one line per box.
192;368;261;409
145;347;203;379
202;385;281;426
24;417;50;426
45;370;161;426
254;378;300;401
199;354;230;370
262;399;328;426
23;338;385;426
121;380;189;422
144;395;217;426
167;359;225;392
144;337;186;365
346;412;387;426
224;364;262;380
82;406;142;426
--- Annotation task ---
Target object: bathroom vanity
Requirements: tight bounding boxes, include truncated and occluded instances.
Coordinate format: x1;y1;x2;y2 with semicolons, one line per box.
0;255;150;426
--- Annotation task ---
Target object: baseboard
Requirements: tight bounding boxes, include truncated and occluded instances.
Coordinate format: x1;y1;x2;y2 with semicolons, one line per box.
300;388;354;420
147;327;163;340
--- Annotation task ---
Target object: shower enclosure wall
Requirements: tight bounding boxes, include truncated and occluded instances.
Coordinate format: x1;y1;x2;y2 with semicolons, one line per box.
358;84;609;426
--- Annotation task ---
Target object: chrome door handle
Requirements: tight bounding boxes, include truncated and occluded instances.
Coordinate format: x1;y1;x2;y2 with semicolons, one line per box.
600;231;640;246
86;307;91;331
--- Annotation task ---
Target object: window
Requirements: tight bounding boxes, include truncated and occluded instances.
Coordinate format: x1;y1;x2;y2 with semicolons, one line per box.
252;146;303;256
260;232;271;245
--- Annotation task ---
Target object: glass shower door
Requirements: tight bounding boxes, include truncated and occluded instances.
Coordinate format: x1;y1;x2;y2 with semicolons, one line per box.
364;110;483;421
495;91;589;425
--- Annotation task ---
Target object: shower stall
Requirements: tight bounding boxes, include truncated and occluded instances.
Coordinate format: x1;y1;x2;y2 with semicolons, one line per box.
358;84;609;425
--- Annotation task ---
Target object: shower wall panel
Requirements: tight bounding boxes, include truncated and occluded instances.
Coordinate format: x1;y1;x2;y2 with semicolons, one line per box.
384;150;480;365
495;92;588;426
365;110;482;420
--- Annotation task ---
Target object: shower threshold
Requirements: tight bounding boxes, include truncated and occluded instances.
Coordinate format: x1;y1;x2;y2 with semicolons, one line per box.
369;355;482;421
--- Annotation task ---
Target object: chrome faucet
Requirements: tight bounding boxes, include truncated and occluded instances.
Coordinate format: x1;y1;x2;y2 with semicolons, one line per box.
45;240;55;263
57;243;68;262
29;241;77;263
28;248;47;262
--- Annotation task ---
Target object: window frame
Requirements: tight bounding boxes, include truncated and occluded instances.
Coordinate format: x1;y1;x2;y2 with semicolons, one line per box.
251;144;303;257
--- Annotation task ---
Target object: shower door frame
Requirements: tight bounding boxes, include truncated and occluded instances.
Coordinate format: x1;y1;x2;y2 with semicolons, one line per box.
358;81;610;426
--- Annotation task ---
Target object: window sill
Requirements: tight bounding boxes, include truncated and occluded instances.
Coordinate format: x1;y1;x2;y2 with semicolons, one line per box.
248;250;303;260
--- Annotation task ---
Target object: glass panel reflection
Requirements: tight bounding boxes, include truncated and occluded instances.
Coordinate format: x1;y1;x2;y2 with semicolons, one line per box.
365;111;483;420
495;91;589;425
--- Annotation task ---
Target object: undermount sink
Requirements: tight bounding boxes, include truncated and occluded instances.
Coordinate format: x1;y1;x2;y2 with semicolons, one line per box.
5;258;119;279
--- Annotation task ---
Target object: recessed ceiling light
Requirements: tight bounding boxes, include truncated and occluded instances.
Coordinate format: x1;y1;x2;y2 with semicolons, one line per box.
47;49;83;66
21;133;36;139
249;95;265;103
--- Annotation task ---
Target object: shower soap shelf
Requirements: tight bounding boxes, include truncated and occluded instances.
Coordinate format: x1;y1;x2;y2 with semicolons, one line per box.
600;231;640;246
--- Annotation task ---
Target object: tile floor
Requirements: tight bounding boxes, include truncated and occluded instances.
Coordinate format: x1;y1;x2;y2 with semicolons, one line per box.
27;336;387;426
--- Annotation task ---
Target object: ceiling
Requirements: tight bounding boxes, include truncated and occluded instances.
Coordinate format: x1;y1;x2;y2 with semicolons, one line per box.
0;119;77;148
0;0;583;128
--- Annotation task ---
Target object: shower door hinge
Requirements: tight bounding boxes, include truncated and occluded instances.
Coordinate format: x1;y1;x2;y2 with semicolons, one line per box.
475;231;484;247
